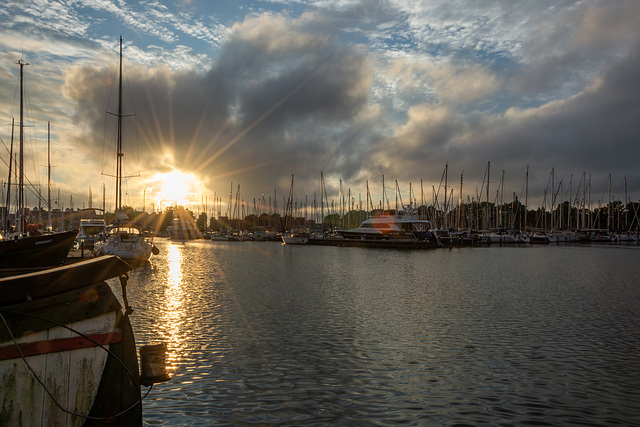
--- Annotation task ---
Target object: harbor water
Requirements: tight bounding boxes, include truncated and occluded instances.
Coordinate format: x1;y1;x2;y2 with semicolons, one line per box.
116;240;640;426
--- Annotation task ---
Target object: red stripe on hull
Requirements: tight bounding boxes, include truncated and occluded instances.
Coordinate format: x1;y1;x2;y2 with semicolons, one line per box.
0;331;122;360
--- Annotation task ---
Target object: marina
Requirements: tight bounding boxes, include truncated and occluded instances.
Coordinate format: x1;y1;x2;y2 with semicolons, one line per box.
1;4;640;425
122;238;639;426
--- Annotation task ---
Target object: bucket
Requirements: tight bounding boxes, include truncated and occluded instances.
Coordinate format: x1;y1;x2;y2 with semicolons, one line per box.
140;343;171;386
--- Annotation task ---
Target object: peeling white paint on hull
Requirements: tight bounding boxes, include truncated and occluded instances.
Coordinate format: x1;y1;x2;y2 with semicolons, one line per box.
0;313;116;426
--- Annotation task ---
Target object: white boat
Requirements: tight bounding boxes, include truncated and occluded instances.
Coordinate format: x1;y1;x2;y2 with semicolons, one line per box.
208;233;230;241
554;231;579;243
99;37;156;261
483;231;518;244
482;230;530;244
513;231;530;244
100;221;156;261
578;229;612;243
339;211;437;242
612;232;638;243
0;256;143;425
282;233;309;245
76;217;107;250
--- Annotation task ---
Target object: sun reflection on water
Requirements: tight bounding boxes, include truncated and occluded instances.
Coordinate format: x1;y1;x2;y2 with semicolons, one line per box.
161;243;186;371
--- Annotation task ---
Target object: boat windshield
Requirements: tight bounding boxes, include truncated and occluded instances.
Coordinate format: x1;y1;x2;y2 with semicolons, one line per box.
109;226;142;235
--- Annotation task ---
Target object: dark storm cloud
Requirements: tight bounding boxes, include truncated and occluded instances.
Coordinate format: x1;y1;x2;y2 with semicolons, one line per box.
53;1;640;207
382;40;640;201
62;11;375;199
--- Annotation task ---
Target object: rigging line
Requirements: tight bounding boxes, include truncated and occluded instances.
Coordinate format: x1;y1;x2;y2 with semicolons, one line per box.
102;55;120;182
122;59;143;180
0;310;145;421
0;275;148;420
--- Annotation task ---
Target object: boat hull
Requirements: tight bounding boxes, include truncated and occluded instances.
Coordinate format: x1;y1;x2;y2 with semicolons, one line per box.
101;240;153;261
0;230;78;269
0;257;140;426
308;237;441;249
282;234;309;245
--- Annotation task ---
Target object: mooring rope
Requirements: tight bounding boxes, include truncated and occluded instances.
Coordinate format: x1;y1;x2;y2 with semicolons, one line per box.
0;274;152;422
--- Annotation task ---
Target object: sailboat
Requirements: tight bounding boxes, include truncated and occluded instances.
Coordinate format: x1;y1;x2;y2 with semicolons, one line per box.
281;175;309;244
98;37;156;262
0;59;78;269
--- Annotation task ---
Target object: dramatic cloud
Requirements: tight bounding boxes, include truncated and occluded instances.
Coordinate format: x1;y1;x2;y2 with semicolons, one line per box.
1;0;640;211
60;11;375;205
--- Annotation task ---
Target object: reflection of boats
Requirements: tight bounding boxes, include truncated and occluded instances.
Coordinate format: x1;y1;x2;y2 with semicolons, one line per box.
99;37;156;261
0;59;77;268
0;256;143;425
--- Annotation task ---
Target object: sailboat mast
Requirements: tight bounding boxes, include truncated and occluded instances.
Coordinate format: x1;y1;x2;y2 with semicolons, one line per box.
116;36;123;212
48;121;52;230
320;171;325;231
4;119;14;232
18;59;28;234
486;162;490;230
444;162;448;230
458;168;463;230
524;165;529;231
382;175;386;211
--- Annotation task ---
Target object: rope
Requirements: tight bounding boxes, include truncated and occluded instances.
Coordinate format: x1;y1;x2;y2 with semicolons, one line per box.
0;275;149;422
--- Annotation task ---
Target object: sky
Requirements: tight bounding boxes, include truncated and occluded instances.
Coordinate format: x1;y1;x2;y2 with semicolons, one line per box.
1;0;639;217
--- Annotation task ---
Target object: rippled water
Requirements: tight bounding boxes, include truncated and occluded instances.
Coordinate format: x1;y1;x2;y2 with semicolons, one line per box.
114;240;640;425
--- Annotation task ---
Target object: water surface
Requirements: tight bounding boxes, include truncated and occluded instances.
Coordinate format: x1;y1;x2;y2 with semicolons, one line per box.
115;240;640;425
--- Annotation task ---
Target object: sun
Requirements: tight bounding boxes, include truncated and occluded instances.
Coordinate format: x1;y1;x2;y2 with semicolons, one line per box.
153;170;198;207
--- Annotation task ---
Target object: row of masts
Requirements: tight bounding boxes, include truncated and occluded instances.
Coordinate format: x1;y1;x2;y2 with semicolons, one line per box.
2;59;29;234
192;163;640;233
1;60;68;233
3;57;635;233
